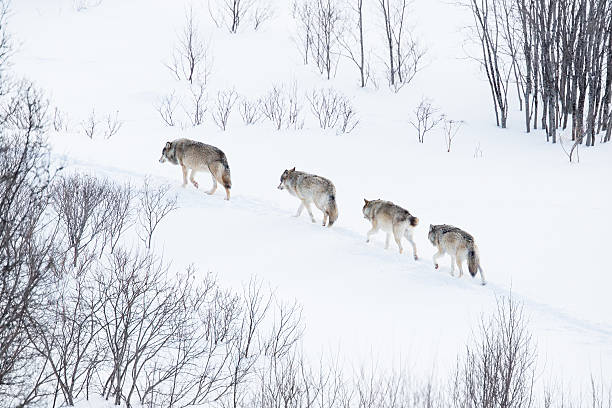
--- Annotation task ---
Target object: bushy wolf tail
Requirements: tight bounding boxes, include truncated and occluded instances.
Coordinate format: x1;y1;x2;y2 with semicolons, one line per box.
409;215;419;227
467;245;479;277
220;156;232;189
326;194;338;227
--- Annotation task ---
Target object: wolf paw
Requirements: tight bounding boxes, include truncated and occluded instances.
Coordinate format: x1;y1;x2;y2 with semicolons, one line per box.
206;190;215;195
434;264;439;269
192;181;199;189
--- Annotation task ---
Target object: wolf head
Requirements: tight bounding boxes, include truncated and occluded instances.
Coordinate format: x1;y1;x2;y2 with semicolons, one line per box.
277;167;295;190
159;141;178;165
362;198;372;219
428;224;437;245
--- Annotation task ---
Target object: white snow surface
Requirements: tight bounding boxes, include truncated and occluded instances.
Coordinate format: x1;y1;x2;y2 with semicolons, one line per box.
10;0;612;395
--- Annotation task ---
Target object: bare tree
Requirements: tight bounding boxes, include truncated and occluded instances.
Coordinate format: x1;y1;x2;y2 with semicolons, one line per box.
136;178;178;251
167;8;211;84
409;98;444;143
156;91;181;127
209;0;274;33
52;106;68;132
292;0;316;64
339;0;368;87
379;0;425;92
212;89;239;131
286;82;304;130
443;119;464;152
313;0;344;79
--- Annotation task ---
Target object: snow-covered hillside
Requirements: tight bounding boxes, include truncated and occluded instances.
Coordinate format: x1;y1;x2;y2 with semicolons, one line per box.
10;0;612;390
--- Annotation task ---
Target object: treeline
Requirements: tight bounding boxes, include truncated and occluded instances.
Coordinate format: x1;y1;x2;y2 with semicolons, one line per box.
467;0;612;151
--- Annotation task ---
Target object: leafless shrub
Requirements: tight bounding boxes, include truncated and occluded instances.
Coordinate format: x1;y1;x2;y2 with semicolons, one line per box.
1;80;50;132
80;108;99;139
261;85;287;130
136;178;178;251
286;82;304;130
73;0;101;11
103;110;123;139
0;128;56;406
183;82;208;126
156;91;180;127
339;98;358;133
26;270;104;406
443;119;464;152
52;106;68;132
167;8;211;84
308;88;342;129
308;88;357;133
239;97;263;125
99;181;133;255
52;174;118;266
211;89;239;131
409;98;444;143
0;0;11;94
474;142;483;159
453;295;536;408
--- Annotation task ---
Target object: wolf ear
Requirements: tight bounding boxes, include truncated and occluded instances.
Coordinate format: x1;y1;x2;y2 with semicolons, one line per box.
290;167;296;172
363;198;369;204
165;142;172;149
429;224;433;230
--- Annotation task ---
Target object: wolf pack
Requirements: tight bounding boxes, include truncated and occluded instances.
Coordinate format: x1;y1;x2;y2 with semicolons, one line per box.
159;138;487;286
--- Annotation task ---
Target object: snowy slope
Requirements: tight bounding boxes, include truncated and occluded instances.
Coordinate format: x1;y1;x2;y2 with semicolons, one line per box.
11;0;612;386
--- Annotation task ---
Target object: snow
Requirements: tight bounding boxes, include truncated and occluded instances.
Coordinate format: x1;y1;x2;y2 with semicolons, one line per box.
10;0;612;396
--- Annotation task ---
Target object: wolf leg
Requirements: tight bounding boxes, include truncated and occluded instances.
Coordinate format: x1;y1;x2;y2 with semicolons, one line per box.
294;202;304;217
385;233;391;249
404;231;418;260
366;222;379;243
304;202;316;223
322;212;328;226
190;170;199;188
181;165;188;187
392;226;404;254
432;249;444;269
206;173;218;195
449;256;456;276
478;266;486;285
456;258;464;277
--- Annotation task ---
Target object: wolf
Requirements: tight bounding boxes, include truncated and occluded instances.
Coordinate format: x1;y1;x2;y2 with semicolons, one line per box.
427;224;486;285
277;167;338;227
159;138;232;200
362;199;419;259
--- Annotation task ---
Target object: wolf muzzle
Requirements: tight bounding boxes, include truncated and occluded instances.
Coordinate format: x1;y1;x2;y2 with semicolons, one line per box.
159;156;166;163
277;183;284;190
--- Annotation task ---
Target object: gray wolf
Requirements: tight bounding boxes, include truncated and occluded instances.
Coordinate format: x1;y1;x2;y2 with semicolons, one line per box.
277;167;338;227
159;138;232;200
362;199;419;259
427;224;486;285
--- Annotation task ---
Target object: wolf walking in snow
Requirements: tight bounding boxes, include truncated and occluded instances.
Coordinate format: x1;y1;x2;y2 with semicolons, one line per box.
277;167;338;227
159;138;232;200
427;224;486;285
362;199;419;259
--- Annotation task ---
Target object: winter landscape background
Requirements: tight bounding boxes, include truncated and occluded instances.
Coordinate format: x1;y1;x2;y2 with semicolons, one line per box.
1;0;611;406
